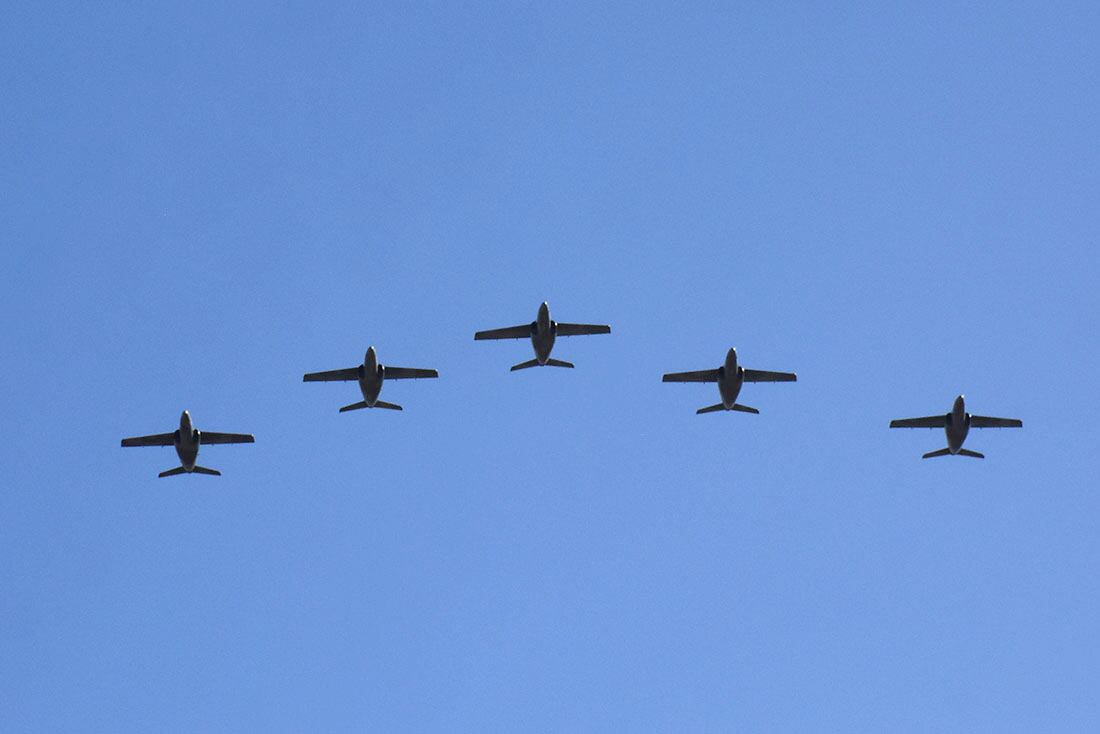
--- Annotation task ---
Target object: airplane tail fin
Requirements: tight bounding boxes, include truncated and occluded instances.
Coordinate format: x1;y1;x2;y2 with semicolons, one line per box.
511;359;540;371
158;466;188;477
696;403;727;414
339;401;369;412
956;448;985;459
731;403;759;414
922;448;952;459
191;465;222;475
545;359;574;368
373;401;403;411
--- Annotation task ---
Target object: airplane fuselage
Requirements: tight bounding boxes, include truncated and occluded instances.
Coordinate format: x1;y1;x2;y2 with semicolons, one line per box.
944;395;971;454
175;410;199;470
531;301;556;364
357;346;384;406
717;349;744;408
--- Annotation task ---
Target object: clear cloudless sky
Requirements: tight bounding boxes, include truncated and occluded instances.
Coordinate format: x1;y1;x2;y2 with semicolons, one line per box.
2;2;1098;731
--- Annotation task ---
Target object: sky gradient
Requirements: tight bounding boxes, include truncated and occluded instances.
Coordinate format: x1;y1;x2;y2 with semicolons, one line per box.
2;2;1098;731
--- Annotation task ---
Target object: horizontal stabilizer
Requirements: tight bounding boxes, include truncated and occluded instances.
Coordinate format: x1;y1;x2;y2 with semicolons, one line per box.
511;359;540;371
921;448;952;459
158;466;188;477
373;401;403;411
506;358;574;370
696;403;759;415
191;465;222;475
956;449;985;458
339;401;369;412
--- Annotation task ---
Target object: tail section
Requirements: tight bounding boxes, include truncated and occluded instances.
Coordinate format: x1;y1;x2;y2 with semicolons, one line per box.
511;359;540;371
922;447;985;459
510;358;575;371
158;465;221;477
340;400;403;412
696;403;759;415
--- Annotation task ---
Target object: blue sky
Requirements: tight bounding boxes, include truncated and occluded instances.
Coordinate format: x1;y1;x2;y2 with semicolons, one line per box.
2;2;1098;731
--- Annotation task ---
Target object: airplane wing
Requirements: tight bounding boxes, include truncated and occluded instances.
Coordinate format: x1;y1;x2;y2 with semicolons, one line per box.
743;369;797;382
970;415;1023;428
303;367;360;382
889;415;947;428
199;432;255;444
662;369;721;383
555;323;611;337
383;366;439;380
121;432;175;447
474;324;533;340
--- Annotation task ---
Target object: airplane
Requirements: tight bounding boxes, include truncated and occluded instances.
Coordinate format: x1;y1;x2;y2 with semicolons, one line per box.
474;301;611;371
302;345;438;412
889;394;1022;459
121;410;254;477
662;347;796;414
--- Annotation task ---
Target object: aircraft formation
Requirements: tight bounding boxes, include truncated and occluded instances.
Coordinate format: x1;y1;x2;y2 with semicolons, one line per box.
121;301;1023;476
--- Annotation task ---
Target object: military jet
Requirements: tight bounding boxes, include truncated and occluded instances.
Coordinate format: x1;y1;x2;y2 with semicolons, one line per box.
474;301;611;371
662;347;796;414
889;394;1022;459
121;410;254;477
303;346;438;412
